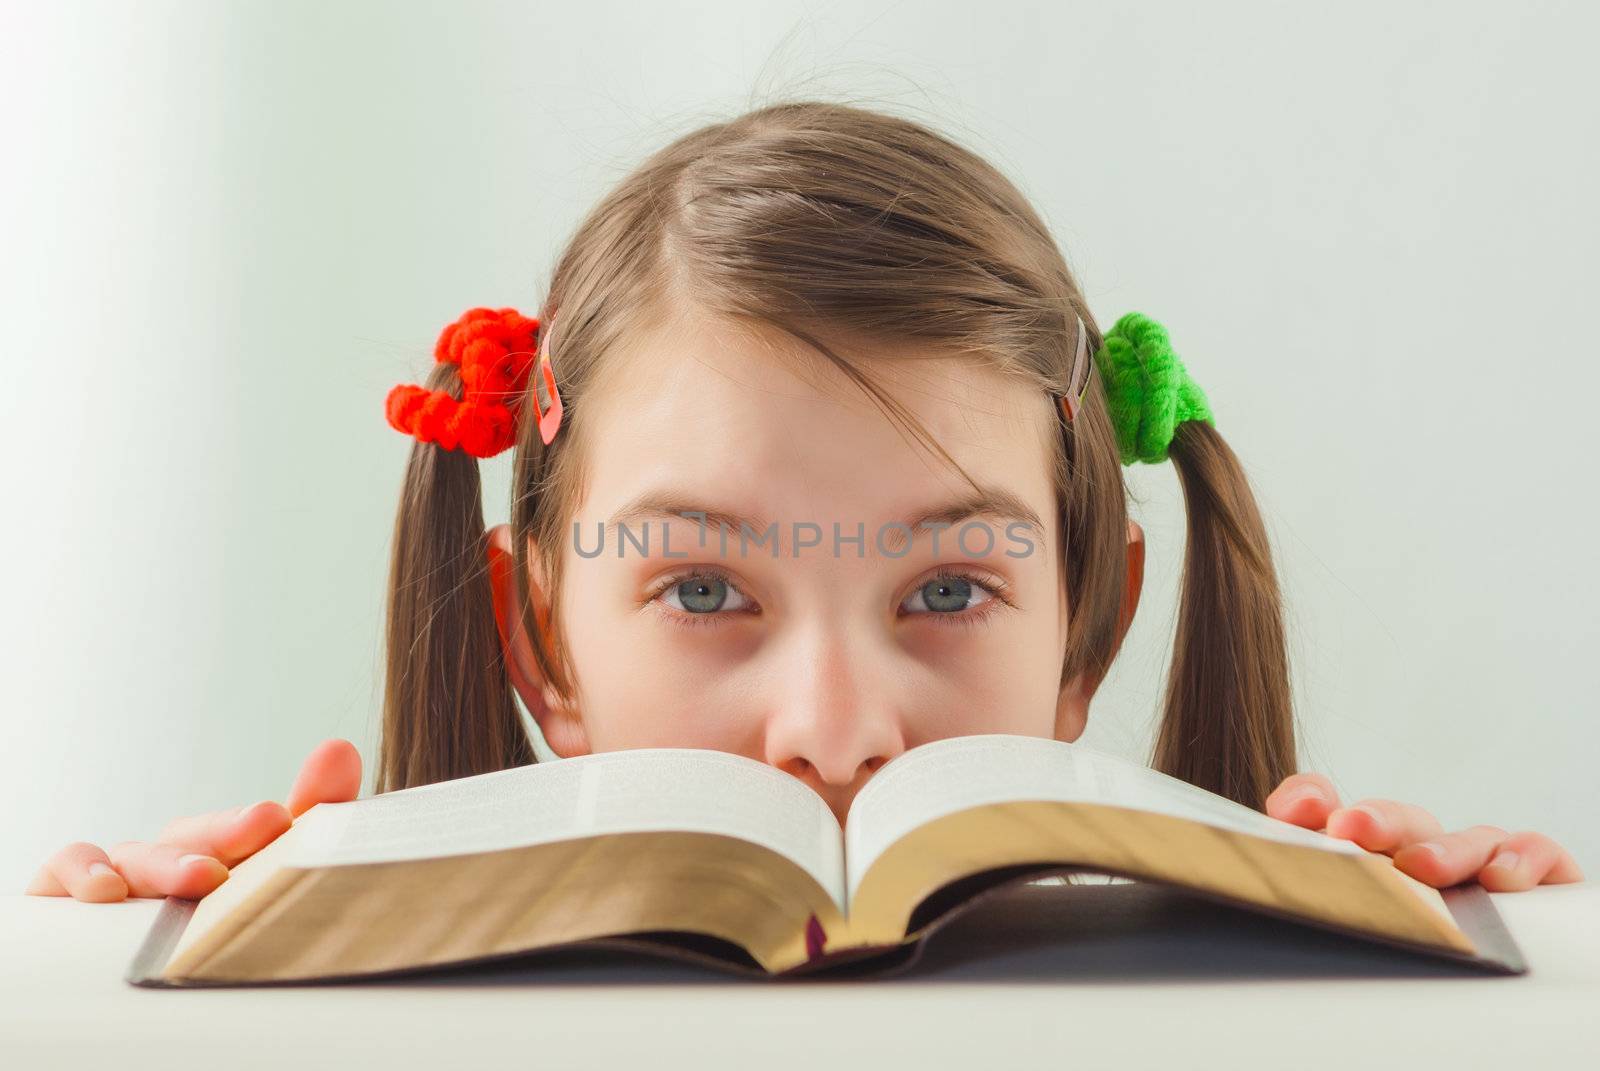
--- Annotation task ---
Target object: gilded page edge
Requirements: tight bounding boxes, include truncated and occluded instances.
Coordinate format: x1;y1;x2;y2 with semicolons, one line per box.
842;800;1478;958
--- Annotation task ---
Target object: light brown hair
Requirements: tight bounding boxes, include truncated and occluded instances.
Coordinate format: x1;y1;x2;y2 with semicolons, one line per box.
379;99;1297;810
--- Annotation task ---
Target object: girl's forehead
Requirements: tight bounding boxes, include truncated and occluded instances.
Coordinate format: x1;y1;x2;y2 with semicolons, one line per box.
579;321;1059;522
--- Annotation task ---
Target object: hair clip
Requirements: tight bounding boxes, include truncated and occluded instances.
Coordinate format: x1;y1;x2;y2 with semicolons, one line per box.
532;348;564;446
1059;313;1091;423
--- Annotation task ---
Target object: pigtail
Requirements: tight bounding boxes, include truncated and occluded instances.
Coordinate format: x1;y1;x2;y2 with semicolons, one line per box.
377;359;535;793
1152;420;1296;811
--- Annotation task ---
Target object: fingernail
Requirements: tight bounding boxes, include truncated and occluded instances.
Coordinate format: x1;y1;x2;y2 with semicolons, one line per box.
87;862;117;880
177;854;214;868
1489;849;1521;873
1286;784;1327;805
234;801;266;821
1415;841;1446;861
1353;804;1388;832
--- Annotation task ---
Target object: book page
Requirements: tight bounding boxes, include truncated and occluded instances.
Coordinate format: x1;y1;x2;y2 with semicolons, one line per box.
844;734;1364;899
283;748;846;908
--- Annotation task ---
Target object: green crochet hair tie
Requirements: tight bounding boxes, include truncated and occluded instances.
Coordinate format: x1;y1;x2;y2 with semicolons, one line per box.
1095;311;1215;465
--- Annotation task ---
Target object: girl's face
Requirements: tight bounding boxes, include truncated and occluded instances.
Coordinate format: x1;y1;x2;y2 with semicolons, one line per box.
506;315;1133;827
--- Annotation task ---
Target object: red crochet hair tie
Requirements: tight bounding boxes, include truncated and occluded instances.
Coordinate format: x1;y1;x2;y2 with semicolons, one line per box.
384;306;564;458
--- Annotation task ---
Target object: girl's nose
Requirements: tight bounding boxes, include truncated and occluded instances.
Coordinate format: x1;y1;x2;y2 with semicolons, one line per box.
761;622;907;795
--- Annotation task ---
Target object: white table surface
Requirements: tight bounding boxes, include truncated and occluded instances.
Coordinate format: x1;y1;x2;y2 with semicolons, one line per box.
2;879;1596;1069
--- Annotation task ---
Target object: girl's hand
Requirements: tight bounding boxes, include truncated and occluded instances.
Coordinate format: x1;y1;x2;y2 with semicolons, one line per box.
24;738;362;903
1265;772;1585;891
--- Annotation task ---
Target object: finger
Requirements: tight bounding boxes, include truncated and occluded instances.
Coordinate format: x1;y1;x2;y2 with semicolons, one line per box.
24;842;130;903
1264;772;1341;830
285;738;363;818
107;841;230;899
1478;831;1587;891
156;800;293;866
1324;797;1445;853
1392;825;1508;887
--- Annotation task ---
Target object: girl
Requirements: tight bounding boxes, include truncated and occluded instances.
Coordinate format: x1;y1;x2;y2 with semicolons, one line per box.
30;100;1582;903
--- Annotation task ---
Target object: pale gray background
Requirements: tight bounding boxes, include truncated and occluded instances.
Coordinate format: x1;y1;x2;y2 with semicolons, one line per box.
2;0;1595;893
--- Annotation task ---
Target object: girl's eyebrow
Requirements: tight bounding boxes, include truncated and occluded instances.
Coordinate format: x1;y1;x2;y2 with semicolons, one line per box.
880;486;1045;553
605;492;771;540
604;486;1043;551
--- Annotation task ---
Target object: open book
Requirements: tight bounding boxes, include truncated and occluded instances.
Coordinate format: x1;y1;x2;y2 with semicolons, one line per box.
126;734;1527;984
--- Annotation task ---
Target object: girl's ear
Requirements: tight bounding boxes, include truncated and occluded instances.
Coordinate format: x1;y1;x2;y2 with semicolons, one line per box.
1115;518;1146;659
1054;518;1146;742
485;523;591;759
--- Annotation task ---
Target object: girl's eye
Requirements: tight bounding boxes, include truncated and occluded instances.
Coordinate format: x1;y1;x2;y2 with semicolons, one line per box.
646;568;1011;631
653;570;755;619
899;571;1011;623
